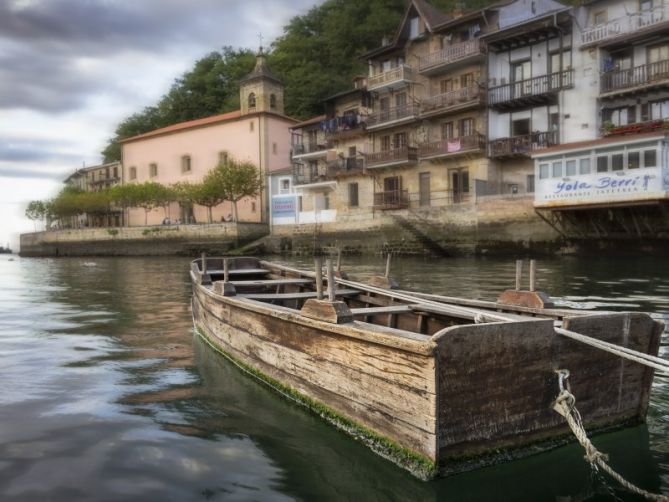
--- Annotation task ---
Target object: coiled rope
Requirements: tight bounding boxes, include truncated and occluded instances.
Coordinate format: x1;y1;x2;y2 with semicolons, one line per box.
553;370;669;502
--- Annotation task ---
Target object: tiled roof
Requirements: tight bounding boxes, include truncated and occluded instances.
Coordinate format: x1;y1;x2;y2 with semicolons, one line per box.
120;110;243;143
414;0;451;29
290;114;327;129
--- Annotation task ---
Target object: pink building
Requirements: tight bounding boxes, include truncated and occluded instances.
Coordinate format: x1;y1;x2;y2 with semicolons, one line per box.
120;52;296;226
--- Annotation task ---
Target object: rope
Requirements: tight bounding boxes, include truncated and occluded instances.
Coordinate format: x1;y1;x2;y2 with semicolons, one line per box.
553;370;669;502
556;328;669;375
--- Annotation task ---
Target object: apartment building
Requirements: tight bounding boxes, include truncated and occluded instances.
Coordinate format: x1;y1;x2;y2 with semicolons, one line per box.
63;161;123;227
532;0;669;237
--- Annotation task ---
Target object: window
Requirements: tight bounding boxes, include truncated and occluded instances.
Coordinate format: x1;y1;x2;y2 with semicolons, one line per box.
580;158;591;174
594;10;607;25
460;73;475;88
270;94;277;109
550;51;572;73
395;92;407;108
512;118;530;136
348;183;359;207
628;151;640;169
650;99;669;119
219;151;229;165
129;166;137;180
382;60;391;72
644;149;657;168
440;79;453;94
552;161;562;177
419;172;431;207
409;17;420;39
248;93;256;109
597;155;608;172
539;163;549;179
181;155;192;173
272;142;278;155
249;121;254;132
393;132;407;148
348;146;357;157
381;135;391;151
611;153;624;171
459;118;475;137
527;174;535;193
279;177;291;194
251;202;257;213
149;163;158;177
566;160;576;176
648;44;669;64
113;167;118;179
441;121;454;139
605;106;635;126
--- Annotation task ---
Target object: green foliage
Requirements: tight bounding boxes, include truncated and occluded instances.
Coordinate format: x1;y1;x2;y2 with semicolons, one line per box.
212;157;262;221
25;200;46;222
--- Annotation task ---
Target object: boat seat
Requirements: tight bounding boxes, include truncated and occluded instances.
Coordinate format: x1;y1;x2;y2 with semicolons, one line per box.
230;278;313;286
350;305;412;315
238;289;360;301
206;268;270;276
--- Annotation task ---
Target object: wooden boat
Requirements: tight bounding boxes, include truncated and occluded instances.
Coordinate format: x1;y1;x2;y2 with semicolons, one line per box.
190;256;663;479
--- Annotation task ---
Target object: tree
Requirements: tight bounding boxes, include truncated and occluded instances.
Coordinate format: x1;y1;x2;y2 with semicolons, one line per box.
25;200;46;231
214;158;263;222
190;176;226;224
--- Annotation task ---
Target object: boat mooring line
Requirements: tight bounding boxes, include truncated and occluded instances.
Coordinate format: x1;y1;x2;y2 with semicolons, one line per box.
554;370;669;502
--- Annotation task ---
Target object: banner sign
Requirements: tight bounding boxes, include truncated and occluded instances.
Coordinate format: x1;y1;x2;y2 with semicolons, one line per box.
535;168;665;207
272;196;297;218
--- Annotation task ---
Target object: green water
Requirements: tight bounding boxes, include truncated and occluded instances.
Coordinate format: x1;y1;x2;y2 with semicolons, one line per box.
0;254;667;501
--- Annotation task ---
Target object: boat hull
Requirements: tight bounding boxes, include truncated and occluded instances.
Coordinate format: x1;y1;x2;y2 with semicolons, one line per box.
192;276;662;478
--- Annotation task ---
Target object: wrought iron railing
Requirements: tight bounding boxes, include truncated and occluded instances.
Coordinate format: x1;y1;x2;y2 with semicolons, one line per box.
326;157;365;177
488;131;558;158
366;146;419;168
601;59;669;93
419;39;482;72
367;104;420;127
488;70;574;106
581;4;669;45
373;190;409;210
292;142;330;156
367;64;414;90
418;134;486;158
421;85;481;114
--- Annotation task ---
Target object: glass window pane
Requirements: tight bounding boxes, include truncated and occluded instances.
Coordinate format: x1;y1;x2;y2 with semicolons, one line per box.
597;156;608;172
539;163;549;179
611;153;624;171
644;149;657;168
580;158;591;174
628;151;640;169
566;160;577;176
552;161;563;177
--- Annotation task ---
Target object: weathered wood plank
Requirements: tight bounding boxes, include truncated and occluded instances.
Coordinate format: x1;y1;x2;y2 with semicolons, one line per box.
193;292;438;460
238;289;360;301
207;268;270;276
230;278;313;286
351;305;413;315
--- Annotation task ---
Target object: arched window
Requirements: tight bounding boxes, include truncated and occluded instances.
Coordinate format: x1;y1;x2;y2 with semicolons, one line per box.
248;93;256;109
270;94;277;109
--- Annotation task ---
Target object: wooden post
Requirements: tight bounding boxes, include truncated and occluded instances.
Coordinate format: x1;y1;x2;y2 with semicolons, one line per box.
385;253;392;278
223;258;230;283
515;260;522;291
336;248;342;272
326;259;336;302
315;257;323;300
201;252;207;274
529;259;537;292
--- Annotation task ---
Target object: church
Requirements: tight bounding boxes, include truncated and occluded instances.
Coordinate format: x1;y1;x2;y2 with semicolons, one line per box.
120;51;297;226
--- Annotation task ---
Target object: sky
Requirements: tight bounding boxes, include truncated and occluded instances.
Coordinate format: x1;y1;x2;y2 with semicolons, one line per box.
0;0;319;249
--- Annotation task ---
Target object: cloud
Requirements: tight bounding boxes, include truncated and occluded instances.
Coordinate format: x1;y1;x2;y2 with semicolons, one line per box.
0;136;79;163
0;166;66;180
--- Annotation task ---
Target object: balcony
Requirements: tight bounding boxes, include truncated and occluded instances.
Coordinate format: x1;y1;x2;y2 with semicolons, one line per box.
581;5;669;46
601;59;669;96
366;104;420;130
419;39;483;74
326;157;365;178
603;119;669;137
488;71;574;111
420;85;481;118
366;146;418;169
418;134;486;160
373;190;409;210
292;142;331;161
367;64;414;92
323;114;366;140
488;131;558;159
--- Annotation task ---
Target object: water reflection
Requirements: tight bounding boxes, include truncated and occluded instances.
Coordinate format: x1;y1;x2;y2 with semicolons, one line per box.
0;254;667;501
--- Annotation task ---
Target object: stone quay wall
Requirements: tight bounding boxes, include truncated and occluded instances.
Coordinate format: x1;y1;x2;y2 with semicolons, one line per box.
20;223;269;257
267;195;562;256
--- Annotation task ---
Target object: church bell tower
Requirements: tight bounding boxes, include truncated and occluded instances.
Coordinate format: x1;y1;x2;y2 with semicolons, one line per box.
239;48;284;115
